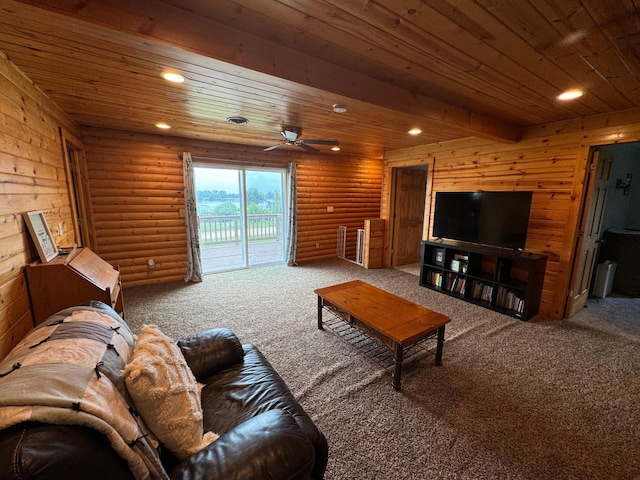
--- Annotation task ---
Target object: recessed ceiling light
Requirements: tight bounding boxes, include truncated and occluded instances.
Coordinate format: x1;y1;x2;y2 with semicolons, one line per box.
333;104;348;113
331;146;341;151
557;89;584;101
162;71;186;83
155;122;171;129
408;128;422;135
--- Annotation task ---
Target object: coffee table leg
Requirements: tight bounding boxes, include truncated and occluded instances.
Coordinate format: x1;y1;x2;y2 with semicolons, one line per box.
317;296;324;329
435;325;446;366
392;343;403;391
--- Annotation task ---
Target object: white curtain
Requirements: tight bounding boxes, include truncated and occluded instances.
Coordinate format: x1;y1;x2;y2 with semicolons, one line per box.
182;152;203;282
286;162;298;266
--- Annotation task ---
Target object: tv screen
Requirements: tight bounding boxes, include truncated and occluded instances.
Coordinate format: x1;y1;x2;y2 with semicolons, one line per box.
433;191;533;250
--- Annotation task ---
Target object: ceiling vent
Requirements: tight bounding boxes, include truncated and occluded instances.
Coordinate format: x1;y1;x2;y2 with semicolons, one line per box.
226;116;249;125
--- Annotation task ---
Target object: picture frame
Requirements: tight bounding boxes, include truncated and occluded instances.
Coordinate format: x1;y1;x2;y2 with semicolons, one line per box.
433;248;445;266
24;210;58;263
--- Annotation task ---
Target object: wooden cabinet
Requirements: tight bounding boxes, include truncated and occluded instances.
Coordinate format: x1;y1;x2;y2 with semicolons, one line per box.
363;219;385;269
26;247;124;325
419;241;547;321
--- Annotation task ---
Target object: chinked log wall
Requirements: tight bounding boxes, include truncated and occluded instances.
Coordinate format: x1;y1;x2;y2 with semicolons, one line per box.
0;53;80;358
382;108;640;320
80;127;383;287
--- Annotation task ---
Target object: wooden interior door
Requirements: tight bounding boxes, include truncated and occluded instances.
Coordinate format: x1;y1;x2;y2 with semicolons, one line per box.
60;128;95;249
566;149;613;317
391;168;427;266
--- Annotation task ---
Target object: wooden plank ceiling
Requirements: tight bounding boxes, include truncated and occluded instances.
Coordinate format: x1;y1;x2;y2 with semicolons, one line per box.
1;0;639;158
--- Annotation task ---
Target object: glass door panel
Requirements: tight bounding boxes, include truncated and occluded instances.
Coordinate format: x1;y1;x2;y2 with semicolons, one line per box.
246;170;286;266
195;167;246;273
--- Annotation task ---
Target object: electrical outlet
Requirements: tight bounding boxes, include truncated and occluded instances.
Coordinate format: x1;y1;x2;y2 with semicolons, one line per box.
57;223;64;236
327;206;334;212
316;242;320;248
147;259;155;269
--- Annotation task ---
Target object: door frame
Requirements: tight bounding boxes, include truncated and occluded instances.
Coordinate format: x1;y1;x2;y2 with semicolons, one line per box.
386;164;433;267
193;163;288;273
60;128;95;249
390;167;428;266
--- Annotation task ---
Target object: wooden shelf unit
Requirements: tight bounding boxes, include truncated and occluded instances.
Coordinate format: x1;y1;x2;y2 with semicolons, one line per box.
26;247;124;325
419;240;547;321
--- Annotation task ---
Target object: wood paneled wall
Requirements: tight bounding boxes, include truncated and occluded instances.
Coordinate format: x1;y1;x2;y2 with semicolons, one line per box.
80;127;383;286
383;108;640;320
0;53;80;359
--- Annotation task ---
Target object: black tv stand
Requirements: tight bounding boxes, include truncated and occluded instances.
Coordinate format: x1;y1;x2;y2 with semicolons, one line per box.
419;240;547;321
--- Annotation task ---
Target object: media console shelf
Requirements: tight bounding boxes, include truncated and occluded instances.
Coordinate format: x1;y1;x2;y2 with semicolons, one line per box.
420;240;547;321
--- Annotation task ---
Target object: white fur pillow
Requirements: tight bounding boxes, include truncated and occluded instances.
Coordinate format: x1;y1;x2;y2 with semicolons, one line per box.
122;324;218;460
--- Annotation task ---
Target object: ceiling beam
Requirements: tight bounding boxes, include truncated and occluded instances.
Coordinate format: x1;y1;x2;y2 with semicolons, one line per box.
15;0;521;143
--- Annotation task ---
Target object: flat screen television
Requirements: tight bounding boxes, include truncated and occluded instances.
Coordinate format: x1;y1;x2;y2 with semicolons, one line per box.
432;191;533;250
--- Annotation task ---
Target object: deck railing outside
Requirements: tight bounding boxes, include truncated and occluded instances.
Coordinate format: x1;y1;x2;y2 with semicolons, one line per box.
199;214;283;246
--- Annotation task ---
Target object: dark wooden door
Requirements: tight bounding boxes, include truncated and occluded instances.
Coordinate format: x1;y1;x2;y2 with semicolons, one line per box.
391;168;427;266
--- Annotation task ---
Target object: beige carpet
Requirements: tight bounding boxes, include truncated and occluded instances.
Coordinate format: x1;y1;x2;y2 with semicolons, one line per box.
393;262;421;276
124;258;640;480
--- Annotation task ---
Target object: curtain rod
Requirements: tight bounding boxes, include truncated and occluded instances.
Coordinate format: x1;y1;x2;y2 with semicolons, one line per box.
178;153;295;165
177;153;244;162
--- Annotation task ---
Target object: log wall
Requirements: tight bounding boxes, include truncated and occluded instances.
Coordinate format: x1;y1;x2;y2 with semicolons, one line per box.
0;52;80;359
296;157;383;262
80;127;383;286
383;108;640;320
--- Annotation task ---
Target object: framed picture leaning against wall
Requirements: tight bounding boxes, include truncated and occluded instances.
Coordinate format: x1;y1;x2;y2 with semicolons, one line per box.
24;210;58;263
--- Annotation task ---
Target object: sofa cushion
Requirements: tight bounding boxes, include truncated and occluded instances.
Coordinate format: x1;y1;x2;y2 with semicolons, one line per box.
123;324;218;461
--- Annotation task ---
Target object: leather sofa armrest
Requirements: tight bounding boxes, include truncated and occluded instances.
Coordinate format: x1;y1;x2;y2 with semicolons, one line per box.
169;409;315;480
177;328;244;380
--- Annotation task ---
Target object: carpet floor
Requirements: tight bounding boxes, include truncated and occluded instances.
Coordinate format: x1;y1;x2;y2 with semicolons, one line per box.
124;258;640;480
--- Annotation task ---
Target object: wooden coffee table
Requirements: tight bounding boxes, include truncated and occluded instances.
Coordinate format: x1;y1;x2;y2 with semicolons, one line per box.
315;280;450;390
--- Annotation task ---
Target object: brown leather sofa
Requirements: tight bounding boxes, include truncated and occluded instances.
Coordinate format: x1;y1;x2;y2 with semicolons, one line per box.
0;303;328;479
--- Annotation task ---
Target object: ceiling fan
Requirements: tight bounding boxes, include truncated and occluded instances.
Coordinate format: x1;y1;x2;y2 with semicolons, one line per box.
264;126;339;152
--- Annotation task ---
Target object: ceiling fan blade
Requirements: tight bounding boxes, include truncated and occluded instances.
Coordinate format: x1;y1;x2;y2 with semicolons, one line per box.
297;143;318;152
299;139;339;146
264;143;284;151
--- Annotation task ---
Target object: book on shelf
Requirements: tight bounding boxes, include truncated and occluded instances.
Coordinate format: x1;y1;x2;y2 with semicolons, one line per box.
496;285;525;314
469;281;493;302
427;271;443;288
445;274;466;296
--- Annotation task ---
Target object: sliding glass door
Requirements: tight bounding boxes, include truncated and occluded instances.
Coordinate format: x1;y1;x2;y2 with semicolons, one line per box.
194;165;286;274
